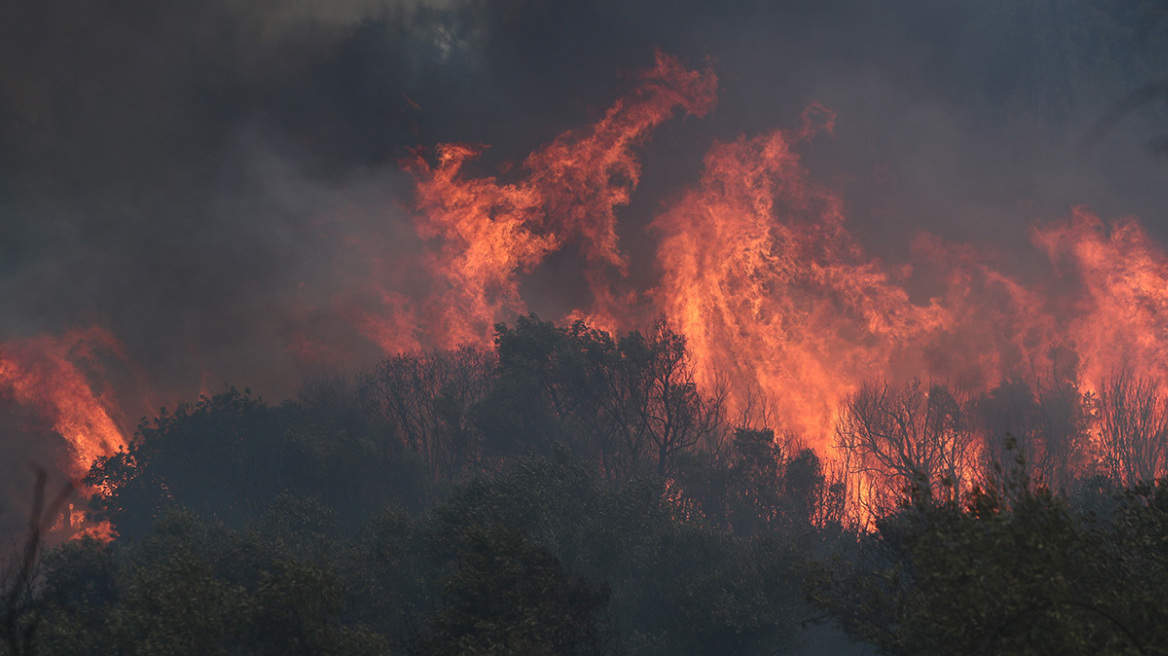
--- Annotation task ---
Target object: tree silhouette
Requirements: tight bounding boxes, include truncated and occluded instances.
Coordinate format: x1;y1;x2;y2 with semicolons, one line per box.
1097;370;1168;486
1;469;72;656
836;380;976;515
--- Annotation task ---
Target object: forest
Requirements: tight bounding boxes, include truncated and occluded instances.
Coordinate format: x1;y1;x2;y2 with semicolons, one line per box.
5;0;1168;654
2;316;1167;655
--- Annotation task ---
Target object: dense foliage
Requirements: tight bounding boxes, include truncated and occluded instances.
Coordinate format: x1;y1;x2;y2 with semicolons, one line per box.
4;316;1168;654
809;465;1168;655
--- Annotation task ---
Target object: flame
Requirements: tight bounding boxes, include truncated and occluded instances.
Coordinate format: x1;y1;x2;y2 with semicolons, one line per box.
0;327;129;482
372;54;1168;494
651;104;947;446
392;51;717;348
1031;209;1168;392
9;55;1168;532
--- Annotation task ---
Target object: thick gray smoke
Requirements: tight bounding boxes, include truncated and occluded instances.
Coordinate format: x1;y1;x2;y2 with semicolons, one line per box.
1;0;1166;413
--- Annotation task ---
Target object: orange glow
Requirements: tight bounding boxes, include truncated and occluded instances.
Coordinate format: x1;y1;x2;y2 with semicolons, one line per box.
1031;209;1168;393
76;519;118;542
651;104;947;449
379;55;1168;503
11;55;1168;533
396;52;717;349
0;327;130;527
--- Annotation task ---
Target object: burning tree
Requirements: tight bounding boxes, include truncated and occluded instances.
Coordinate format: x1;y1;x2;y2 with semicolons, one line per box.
1097;370;1168;486
835;380;978;515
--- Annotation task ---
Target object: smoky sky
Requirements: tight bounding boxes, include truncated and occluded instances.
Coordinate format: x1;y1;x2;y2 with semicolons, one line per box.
2;0;1167;413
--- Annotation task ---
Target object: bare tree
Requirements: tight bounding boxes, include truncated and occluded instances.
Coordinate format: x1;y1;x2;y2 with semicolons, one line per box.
2;469;72;656
836;380;977;515
1098;370;1168;486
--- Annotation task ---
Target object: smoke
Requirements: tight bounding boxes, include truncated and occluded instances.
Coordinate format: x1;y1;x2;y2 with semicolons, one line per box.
0;0;1166;474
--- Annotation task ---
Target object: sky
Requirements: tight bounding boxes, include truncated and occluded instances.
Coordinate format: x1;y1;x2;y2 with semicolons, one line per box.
1;0;1167;414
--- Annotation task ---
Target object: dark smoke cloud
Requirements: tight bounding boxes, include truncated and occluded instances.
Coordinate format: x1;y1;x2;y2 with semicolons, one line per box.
1;0;1166;419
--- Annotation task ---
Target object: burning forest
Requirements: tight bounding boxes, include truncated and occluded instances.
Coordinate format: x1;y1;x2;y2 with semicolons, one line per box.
5;49;1168;521
2;1;1168;654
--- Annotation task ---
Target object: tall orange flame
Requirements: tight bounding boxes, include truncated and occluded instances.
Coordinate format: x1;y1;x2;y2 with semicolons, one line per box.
1031;210;1168;392
393;52;717;349
651;104;947;445
378;54;1168;483
0;327;129;481
11;55;1168;526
